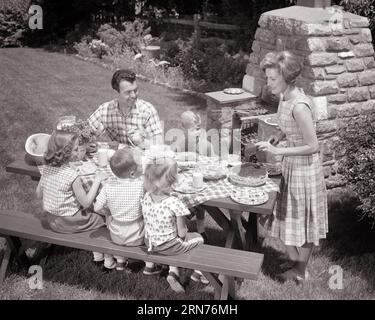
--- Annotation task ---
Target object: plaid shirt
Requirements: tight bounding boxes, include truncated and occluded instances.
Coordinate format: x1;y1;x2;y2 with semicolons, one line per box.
40;165;80;217
88;99;163;143
95;177;144;222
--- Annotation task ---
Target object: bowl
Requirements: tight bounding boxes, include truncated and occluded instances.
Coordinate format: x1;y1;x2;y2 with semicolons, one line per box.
25;133;51;163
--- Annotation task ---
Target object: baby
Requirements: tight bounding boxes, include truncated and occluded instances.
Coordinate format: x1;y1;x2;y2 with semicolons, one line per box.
173;111;215;157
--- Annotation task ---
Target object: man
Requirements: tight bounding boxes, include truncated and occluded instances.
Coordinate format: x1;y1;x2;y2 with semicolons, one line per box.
88;69;163;149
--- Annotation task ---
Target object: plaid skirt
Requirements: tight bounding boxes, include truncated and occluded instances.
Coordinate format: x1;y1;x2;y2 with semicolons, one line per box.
261;153;328;247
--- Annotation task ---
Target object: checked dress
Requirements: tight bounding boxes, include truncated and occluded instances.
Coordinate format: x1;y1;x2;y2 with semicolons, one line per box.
262;90;328;247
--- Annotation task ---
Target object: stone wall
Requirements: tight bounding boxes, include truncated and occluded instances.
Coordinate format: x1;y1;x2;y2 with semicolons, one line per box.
245;5;375;188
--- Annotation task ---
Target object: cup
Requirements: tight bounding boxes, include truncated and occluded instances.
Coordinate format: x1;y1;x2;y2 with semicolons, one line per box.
192;172;204;189
97;148;108;167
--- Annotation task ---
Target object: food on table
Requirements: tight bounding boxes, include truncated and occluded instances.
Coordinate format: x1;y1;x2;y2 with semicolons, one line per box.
173;176;206;194
264;162;282;176
71;162;97;175
231;188;269;206
200;165;227;181
228;163;268;187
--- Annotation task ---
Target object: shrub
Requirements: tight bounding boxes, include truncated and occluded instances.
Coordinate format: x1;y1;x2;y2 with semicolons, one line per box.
340;0;375;48
176;39;248;91
0;0;30;47
334;114;375;225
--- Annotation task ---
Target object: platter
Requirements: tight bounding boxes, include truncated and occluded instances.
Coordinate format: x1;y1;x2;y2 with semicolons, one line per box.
231;188;269;206
173;178;207;194
223;88;245;95
70;161;97;176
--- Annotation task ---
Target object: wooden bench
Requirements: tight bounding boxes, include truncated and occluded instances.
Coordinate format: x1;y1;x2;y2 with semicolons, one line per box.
0;210;264;300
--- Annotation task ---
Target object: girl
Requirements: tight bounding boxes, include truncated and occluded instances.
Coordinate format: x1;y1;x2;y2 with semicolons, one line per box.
255;51;328;283
36;130;107;260
142;156;207;293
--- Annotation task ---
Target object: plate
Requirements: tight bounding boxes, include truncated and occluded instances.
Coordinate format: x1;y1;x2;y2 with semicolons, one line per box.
264;117;278;126
173;178;207;194
71;162;97;175
177;161;198;171
201;165;227;181
223;88;244;95
231;189;269;206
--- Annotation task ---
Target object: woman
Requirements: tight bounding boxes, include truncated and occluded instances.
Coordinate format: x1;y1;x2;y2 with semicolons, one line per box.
255;51;328;283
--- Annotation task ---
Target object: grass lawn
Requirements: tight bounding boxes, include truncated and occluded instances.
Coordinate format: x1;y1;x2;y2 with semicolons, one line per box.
1;48;375;300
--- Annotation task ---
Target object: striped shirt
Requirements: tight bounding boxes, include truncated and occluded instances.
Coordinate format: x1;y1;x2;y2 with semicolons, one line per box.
88;99;163;143
40;165;80;217
95;177;144;222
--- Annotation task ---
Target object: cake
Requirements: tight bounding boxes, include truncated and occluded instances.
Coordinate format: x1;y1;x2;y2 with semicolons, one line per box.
228;163;268;187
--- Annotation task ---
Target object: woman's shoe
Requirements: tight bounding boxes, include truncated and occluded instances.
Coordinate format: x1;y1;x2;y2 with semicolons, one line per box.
167;271;185;293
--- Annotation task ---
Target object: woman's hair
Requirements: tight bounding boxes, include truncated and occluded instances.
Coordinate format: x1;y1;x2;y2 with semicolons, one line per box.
143;157;178;195
44;130;78;166
111;69;136;92
260;51;302;85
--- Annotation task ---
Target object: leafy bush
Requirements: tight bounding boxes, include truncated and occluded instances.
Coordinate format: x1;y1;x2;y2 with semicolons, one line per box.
334;114;375;225
340;0;375;48
175;39;248;91
0;0;30;47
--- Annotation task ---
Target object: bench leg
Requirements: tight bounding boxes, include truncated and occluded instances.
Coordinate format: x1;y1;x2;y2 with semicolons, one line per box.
201;272;236;300
5;236;31;269
0;245;11;283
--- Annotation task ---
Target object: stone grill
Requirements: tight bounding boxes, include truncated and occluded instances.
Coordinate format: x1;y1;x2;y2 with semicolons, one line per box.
205;3;375;188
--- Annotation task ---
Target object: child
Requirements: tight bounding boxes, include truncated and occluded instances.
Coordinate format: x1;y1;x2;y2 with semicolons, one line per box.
142;156;208;293
93;148;161;274
174;110;215;157
36;130;106;259
173;110;211;244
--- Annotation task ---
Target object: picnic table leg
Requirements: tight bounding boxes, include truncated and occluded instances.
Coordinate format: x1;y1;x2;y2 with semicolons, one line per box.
203;206;230;232
0;245;11;283
245;213;258;250
229;210;247;250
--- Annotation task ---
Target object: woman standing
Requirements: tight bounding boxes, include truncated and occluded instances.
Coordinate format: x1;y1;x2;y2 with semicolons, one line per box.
255;51;328;282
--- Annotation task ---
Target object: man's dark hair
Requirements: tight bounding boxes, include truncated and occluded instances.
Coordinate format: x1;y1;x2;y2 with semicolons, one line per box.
111;69;136;92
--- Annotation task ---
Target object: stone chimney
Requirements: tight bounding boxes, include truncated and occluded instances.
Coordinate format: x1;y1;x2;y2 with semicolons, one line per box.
245;3;375;188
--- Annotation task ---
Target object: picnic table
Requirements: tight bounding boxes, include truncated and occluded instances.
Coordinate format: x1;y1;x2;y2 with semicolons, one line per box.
5;151;281;251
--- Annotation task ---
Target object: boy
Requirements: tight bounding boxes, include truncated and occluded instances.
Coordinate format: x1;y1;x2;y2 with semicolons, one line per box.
94;148;161;274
